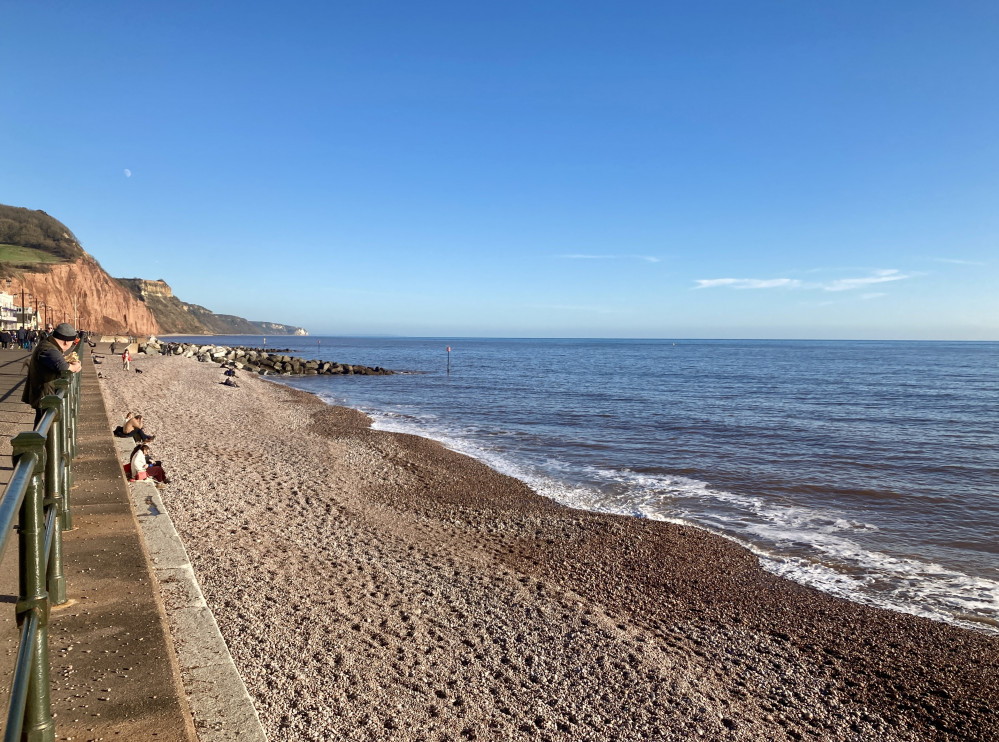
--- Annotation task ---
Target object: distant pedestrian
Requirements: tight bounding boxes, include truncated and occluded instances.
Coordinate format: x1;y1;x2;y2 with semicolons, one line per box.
122;348;131;370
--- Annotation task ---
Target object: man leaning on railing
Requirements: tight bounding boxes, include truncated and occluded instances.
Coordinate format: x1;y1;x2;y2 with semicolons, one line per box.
22;322;82;427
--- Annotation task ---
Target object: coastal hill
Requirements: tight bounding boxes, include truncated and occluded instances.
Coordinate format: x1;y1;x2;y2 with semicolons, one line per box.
0;204;306;336
115;278;307;336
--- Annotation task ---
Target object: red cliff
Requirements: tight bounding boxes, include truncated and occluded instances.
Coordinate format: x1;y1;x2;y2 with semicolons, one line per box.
7;254;160;335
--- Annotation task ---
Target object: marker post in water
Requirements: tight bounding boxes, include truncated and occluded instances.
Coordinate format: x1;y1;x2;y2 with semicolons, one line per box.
446;346;451;375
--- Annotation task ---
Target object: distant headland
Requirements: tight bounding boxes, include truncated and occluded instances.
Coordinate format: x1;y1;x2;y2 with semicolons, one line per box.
0;204;306;336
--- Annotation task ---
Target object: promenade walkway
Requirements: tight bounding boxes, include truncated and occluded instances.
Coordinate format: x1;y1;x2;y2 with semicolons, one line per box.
0;347;197;741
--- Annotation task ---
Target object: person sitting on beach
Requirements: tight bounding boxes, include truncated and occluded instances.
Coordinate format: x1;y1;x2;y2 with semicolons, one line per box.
126;443;169;484
113;412;155;442
221;377;239;387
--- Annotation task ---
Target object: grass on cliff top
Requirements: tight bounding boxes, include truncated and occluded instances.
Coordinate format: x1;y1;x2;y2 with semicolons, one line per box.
0;244;66;265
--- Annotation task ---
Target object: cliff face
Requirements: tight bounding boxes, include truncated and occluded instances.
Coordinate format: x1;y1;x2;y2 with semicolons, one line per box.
129;279;173;298
115;278;307;335
2;203;306;336
8;255;159;335
116;278;205;334
257;322;309;336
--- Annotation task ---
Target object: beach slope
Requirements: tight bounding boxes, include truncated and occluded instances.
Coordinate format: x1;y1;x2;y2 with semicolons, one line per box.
97;355;997;742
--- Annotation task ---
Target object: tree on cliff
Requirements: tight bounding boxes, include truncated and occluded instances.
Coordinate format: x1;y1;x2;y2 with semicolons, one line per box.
0;205;84;261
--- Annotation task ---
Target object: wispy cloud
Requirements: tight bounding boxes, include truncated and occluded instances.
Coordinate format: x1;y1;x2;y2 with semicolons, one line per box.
695;278;801;290
926;257;986;266
821;269;908;292
559;254;661;263
695;269;912;293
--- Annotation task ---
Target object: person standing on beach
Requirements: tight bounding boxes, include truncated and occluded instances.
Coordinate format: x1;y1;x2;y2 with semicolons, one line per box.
22;322;82;426
122;347;131;370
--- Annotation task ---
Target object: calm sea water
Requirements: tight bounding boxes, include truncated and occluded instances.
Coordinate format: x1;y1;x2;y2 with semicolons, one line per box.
174;336;999;633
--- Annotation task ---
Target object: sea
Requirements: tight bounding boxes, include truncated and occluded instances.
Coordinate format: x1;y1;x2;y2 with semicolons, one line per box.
172;336;999;634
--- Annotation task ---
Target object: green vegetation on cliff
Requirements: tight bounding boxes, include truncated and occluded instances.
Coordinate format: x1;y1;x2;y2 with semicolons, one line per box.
0;244;65;265
0;205;84;262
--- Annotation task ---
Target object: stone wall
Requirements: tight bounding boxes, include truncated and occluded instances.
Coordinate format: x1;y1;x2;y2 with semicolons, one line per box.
139;338;392;376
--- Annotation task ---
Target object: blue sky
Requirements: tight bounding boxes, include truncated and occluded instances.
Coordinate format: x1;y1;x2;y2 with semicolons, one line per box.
2;1;997;339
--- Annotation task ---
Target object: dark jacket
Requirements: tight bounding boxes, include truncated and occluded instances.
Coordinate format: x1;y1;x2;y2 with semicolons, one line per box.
22;337;69;409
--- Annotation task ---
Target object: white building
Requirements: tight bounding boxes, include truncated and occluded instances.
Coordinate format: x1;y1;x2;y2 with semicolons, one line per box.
0;293;17;330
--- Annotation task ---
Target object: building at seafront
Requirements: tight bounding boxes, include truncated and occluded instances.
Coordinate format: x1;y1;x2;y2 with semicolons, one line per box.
0;292;39;330
0;292;18;330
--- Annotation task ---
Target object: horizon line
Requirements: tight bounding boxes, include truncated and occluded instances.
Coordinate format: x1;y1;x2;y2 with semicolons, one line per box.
159;333;999;343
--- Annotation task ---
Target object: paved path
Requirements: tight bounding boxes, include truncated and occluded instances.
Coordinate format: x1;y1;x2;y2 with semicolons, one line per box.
0;347;198;741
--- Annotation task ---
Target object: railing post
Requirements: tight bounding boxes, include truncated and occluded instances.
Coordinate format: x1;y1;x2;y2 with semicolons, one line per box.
67;373;77;492
52;378;73;532
53;376;72;459
39;396;66;606
11;432;55;742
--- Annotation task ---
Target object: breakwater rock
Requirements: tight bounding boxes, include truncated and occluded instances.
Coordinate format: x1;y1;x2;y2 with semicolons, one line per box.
138;338;393;376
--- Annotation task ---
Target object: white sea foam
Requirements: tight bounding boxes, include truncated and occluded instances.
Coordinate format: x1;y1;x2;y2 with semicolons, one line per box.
309;389;999;634
572;465;999;632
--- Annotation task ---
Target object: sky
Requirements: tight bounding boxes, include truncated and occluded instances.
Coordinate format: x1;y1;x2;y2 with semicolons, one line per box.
2;1;997;339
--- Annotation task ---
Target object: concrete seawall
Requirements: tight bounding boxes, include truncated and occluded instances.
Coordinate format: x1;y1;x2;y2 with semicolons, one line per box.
0;346;266;740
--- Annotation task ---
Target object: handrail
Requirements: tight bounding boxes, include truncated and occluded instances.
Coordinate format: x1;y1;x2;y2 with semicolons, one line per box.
0;458;32;563
0;340;82;742
3;615;38;742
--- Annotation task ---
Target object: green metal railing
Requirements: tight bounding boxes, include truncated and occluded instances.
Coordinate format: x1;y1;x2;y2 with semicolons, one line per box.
0;349;82;742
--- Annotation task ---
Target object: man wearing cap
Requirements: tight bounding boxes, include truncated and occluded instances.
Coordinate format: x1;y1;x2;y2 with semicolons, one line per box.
22;322;82;426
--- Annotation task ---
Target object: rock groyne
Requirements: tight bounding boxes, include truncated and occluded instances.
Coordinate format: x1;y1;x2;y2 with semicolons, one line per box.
139;338;392;376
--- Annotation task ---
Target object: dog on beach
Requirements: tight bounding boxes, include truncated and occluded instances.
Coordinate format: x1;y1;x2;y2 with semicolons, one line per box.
135;368;143;374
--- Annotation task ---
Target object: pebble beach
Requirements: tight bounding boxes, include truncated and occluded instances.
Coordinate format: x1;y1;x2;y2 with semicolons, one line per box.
97;353;998;742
